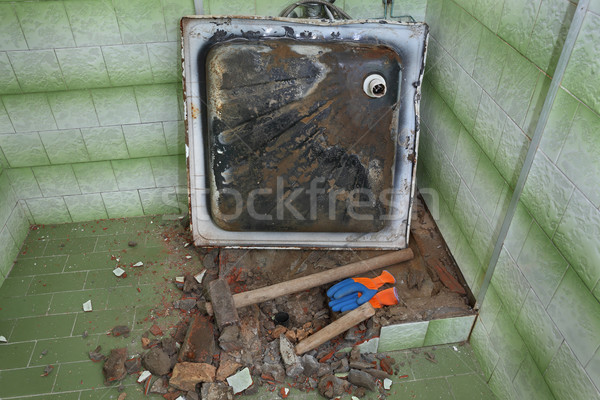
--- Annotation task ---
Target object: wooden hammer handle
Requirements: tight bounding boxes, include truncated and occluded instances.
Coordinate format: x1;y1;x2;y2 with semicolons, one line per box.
295;302;376;355
205;248;413;315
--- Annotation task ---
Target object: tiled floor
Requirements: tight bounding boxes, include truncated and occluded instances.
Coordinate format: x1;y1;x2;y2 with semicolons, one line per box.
0;216;495;399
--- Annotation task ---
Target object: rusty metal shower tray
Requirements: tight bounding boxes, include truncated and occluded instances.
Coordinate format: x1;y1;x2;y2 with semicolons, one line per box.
182;16;428;249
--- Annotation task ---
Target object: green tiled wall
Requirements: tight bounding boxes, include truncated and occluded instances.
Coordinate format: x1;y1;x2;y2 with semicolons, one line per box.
0;0;196;280
421;0;600;399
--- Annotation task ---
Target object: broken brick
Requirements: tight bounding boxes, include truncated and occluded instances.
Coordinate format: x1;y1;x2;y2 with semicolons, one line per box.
103;348;127;385
216;360;241;381
178;315;218;363
170;362;216;391
150;324;163;337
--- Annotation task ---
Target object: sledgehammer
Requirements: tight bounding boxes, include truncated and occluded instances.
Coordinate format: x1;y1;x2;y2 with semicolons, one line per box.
204;248;413;316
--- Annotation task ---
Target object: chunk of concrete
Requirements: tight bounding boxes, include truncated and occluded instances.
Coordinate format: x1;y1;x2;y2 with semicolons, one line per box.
208;279;239;329
103;348;127;384
142;347;172;376
279;334;304;377
348;369;377;391
201;382;234;400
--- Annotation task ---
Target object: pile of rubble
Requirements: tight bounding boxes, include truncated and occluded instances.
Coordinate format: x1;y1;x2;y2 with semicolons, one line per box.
96;265;399;399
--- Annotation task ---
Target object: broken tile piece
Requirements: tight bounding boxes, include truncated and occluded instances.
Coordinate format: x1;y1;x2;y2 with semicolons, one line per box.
175;276;185;284
226;367;252;394
194;269;206;283
383;378;392;390
132;261;144;267
82;300;93;312
137;370;152;383
356;338;379;354
0;336;6;343
41;365;54;376
113;267;125;277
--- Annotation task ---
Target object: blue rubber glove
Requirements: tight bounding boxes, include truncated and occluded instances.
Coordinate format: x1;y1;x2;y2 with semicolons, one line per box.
328;293;362;312
327;279;377;303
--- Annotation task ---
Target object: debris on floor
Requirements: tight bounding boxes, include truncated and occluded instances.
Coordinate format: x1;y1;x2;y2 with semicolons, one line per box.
80;195;475;398
110;325;130;338
89;346;106;362
0;335;6;343
41;365;54;377
82;299;92;312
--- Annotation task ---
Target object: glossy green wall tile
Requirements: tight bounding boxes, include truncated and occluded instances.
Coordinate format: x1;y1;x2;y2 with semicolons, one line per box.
0;133;50;168
55;47;112;90
14;2;75;50
63;0;122;47
40;130;90;164
562;11;600;115
63;193;108;222
422;2;600;399
544;342;600;400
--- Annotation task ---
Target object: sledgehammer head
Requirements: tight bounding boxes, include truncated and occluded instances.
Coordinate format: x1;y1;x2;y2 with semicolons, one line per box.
208;279;240;329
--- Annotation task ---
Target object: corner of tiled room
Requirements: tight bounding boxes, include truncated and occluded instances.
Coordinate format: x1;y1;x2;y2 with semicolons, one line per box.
0;0;599;399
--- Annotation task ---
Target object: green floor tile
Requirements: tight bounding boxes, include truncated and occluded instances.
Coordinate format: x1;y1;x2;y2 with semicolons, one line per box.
48;289;109;314
0;366;57;397
406;346;474;379
28;272;87;295
0;341;35;369
79;388;112;398
392;377;455;399
11;314;76;341
113;245;170;266
136;261;173;285
53;361;105;392
18;238;48;258
44;237;98;256
106;285;163;310
0;294;51;319
0;319;15;340
451;343;482;372
84;269;133;290
30;336;98;366
448;373;497;399
8;255;68;277
73;308;133;336
95;331;144;357
63;252;115;272
95;233;145;252
0;276;33;297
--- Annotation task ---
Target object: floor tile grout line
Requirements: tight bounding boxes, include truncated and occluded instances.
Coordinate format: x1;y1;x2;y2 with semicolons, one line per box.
49;362;61;394
25;339;37;368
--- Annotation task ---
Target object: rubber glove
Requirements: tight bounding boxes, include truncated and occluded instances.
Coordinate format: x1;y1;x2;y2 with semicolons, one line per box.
326;270;396;302
328;287;399;312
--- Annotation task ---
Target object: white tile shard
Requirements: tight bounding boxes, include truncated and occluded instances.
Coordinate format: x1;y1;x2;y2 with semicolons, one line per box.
383;378;393;390
82;300;93;312
227;367;252;394
113;267;125;277
138;370;152;383
0;335;7;343
132;261;144;267
194;269;206;283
